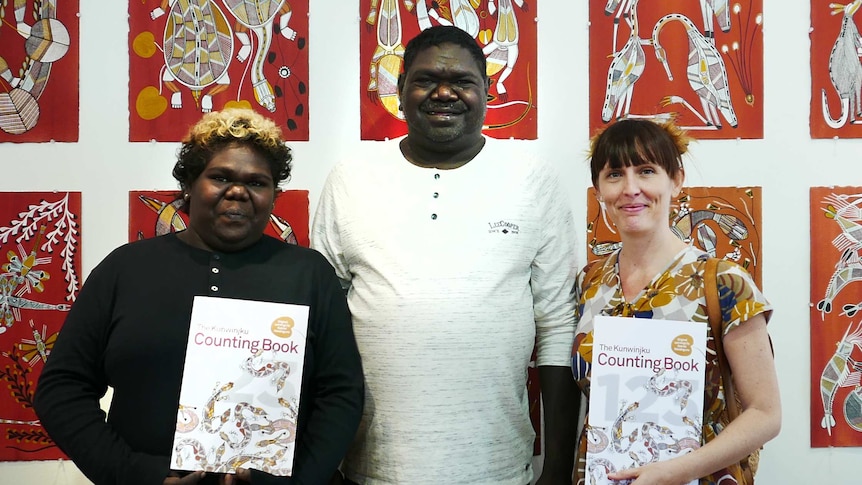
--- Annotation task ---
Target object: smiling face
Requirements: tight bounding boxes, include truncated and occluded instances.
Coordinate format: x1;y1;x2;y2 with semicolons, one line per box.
595;161;683;238
398;42;489;149
180;143;277;253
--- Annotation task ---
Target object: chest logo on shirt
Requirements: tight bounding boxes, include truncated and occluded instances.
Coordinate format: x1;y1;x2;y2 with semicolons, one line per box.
487;220;520;234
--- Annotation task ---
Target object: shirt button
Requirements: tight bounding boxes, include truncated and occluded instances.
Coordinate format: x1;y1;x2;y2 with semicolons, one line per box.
434;173;440;180
433;192;439;198
431;214;438;220
211;268;220;274
210;285;219;292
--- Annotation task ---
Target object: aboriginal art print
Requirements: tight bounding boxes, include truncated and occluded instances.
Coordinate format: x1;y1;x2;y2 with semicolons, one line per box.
586;186;762;286
128;0;309;142
360;0;538;140
589;0;763;139
810;187;862;447
0;192;80;461
129;190;309;247
810;0;862;138
0;0;79;142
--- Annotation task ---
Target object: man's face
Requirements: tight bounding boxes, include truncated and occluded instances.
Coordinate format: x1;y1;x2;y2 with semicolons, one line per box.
398;43;489;145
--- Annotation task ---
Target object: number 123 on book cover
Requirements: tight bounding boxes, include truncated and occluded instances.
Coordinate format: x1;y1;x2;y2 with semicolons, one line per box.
587;315;707;485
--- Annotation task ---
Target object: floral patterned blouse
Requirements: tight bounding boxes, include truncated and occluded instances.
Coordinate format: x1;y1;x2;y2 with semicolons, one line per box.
571;246;771;485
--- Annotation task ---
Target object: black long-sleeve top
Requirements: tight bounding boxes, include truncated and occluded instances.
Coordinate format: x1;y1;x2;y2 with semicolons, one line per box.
34;233;364;485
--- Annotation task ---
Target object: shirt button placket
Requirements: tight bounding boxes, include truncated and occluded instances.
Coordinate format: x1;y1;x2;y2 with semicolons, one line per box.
209;254;222;294
431;172;440;221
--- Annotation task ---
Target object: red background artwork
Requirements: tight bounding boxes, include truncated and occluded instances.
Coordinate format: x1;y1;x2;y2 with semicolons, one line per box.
0;0;80;142
586;186;762;286
359;0;538;140
810;187;862;447
589;0;763;139
129;190;309;247
0;192;81;461
809;0;862;138
128;0;309;142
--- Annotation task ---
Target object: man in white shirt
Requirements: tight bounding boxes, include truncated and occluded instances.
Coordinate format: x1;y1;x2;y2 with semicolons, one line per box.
313;25;580;485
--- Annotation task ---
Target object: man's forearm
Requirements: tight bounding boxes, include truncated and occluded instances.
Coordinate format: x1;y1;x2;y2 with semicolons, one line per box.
537;365;580;480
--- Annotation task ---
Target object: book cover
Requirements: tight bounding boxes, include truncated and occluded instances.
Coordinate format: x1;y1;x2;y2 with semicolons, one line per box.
586;315;707;485
170;296;309;476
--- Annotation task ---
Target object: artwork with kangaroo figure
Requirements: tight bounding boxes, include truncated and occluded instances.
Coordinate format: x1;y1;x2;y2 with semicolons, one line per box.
0;192;81;461
810;0;862;138
589;0;763;139
810;187;862;446
360;0;538;140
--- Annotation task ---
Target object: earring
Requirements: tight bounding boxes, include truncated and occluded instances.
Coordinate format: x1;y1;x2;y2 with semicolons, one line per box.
183;193;190;202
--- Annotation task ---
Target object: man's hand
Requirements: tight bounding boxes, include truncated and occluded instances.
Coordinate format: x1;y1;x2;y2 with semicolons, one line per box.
536;365;580;484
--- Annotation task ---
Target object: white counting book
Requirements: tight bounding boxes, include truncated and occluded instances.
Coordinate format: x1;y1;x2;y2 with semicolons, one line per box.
586;315;707;485
170;296;309;476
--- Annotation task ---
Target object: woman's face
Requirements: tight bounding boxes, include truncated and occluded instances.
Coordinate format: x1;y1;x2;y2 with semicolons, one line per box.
595;161;683;239
181;143;277;252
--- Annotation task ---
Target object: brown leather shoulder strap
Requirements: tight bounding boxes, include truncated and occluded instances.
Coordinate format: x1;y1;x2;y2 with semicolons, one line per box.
705;257;756;484
704;257;740;419
704;257;721;339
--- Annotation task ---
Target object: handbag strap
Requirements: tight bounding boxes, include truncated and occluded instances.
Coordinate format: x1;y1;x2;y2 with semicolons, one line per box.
704;257;740;420
704;257;754;484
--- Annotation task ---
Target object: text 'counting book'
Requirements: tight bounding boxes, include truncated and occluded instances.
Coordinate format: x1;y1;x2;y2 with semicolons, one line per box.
170;296;309;476
587;315;707;485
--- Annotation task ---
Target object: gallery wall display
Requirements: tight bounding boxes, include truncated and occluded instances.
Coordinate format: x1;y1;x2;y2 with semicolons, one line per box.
359;0;538;140
129;190;310;246
589;0;763;139
0;0;79;142
809;0;862;138
809;187;862;447
0;192;80;461
586;186;763;286
128;0;309;142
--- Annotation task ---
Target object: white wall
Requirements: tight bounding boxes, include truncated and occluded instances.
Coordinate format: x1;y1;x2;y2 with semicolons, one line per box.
1;1;859;484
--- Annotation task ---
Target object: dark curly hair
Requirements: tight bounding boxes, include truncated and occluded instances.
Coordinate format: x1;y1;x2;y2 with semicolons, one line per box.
172;108;293;210
402;25;487;79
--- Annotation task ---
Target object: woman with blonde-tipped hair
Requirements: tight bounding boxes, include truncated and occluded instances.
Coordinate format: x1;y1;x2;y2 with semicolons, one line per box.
35;109;364;485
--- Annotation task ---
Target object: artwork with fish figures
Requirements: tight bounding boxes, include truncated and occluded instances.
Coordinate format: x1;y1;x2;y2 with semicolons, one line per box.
359;0;538;140
810;187;862;447
128;0;309;142
810;0;862;138
0;0;79;142
585;186;762;287
0;192;80;461
129;190;309;247
589;0;763;139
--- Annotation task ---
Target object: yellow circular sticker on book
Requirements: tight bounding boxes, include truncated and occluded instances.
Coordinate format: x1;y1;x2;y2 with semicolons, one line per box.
271;317;295;338
671;334;695;356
